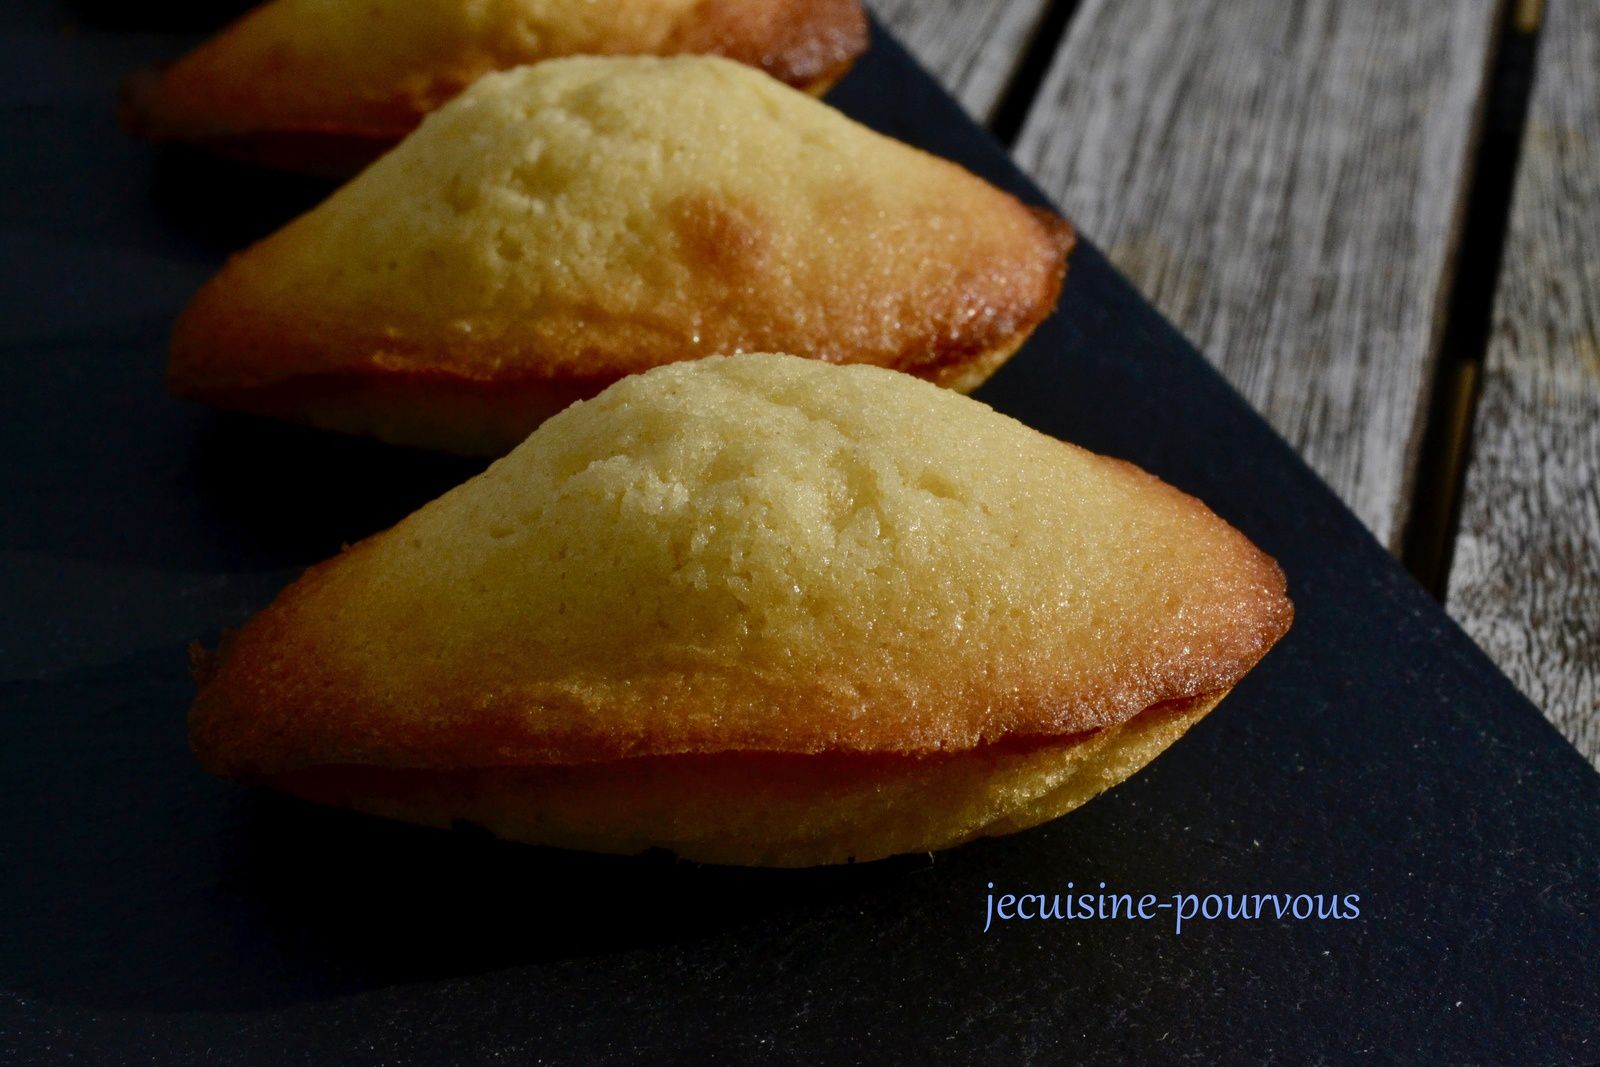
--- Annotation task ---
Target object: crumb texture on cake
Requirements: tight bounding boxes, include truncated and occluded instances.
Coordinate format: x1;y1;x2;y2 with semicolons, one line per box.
128;0;867;143
168;56;1072;424
191;354;1291;775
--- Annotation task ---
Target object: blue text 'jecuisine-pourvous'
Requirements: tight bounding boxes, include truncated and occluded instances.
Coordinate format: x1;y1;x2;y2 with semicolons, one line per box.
983;882;1362;934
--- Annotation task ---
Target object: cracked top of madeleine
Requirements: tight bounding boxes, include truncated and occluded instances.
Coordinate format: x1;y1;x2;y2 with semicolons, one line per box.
190;354;1291;777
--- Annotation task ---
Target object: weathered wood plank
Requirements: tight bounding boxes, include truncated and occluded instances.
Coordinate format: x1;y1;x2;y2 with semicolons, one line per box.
865;0;1053;122
1447;0;1600;765
1012;0;1501;549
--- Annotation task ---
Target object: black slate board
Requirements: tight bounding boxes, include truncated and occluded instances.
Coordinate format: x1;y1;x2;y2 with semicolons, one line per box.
2;6;1597;1064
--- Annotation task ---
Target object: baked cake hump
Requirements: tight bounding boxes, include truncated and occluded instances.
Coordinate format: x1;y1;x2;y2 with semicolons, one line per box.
191;354;1291;778
167;56;1074;454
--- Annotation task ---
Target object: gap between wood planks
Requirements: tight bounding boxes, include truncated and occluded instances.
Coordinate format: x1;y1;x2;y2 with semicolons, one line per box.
1398;0;1543;598
988;0;1084;148
973;0;1544;603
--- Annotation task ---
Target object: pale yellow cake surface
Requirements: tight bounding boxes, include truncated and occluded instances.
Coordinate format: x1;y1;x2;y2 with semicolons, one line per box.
167;57;1073;453
192;354;1291;783
127;0;867;147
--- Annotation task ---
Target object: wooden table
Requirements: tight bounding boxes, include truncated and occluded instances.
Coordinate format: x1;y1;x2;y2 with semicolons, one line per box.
873;0;1599;765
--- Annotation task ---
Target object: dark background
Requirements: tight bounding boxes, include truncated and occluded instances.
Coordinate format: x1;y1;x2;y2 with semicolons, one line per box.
1;6;1596;1063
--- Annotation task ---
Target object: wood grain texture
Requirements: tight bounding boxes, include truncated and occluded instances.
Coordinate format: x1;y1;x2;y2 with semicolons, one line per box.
865;0;1053;121
1447;0;1600;764
1012;0;1501;548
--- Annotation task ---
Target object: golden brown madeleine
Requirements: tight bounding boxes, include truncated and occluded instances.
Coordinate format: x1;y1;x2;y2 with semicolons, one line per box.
190;354;1292;866
166;56;1074;456
123;0;867;172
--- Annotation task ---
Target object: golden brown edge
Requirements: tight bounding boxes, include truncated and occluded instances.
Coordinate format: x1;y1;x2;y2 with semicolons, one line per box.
675;0;869;94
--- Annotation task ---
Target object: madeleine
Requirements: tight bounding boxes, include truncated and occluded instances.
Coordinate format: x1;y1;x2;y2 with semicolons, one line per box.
124;0;868;172
190;354;1292;867
166;56;1074;455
